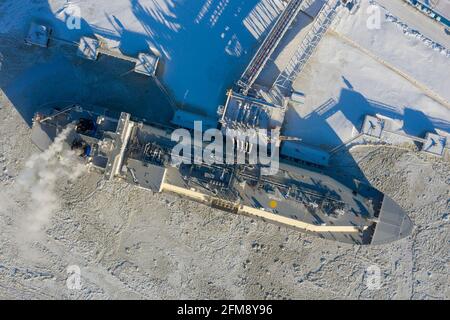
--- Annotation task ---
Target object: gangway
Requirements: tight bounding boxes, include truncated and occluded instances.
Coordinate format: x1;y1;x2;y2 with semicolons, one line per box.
237;0;315;94
271;0;341;103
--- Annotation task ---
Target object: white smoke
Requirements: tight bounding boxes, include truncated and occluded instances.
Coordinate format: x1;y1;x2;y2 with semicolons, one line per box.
2;125;86;239
18;125;86;235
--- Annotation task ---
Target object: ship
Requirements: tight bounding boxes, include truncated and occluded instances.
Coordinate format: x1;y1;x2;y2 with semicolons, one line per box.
30;99;413;245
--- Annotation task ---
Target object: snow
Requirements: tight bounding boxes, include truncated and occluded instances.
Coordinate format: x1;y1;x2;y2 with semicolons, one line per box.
375;0;450;50
77;37;100;60
282;0;450;149
334;1;450;101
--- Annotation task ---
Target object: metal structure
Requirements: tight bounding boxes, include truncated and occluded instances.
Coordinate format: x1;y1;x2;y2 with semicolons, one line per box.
77;37;100;60
134;53;160;77
237;0;315;94
403;0;450;27
219;90;286;147
422;132;447;156
24;24;159;76
271;0;340;102
25;22;51;48
31;106;414;245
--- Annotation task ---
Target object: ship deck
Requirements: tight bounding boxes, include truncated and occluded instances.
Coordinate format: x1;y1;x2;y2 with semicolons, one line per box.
31;106;413;245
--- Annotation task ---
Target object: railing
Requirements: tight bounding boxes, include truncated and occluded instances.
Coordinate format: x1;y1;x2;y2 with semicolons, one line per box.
402;0;450;28
270;0;340;102
238;0;315;94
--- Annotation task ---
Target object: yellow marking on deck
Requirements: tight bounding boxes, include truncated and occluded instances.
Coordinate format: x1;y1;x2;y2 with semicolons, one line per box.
269;200;278;209
161;182;364;234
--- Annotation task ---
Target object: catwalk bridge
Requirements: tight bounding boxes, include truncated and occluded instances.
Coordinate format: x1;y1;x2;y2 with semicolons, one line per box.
237;0;315;94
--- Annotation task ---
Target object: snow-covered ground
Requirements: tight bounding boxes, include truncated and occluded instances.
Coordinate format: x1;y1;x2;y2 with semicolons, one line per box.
0;0;449;300
282;0;450;149
375;0;450;49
